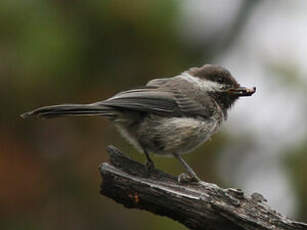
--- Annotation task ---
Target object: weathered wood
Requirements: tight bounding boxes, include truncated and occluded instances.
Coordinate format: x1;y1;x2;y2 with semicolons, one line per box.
99;145;307;230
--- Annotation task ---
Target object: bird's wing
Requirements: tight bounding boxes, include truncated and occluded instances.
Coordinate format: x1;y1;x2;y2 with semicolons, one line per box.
96;78;212;118
97;88;178;115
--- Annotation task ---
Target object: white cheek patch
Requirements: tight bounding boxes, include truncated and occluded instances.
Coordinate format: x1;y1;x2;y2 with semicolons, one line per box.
180;72;224;92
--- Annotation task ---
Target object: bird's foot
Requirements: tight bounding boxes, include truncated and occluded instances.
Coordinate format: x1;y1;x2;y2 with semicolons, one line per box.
145;160;155;177
177;173;201;184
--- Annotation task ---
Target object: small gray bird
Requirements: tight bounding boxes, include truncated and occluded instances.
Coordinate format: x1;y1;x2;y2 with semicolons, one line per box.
21;64;256;183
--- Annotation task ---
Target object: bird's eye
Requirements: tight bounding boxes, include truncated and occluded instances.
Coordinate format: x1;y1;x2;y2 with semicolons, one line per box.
217;77;224;84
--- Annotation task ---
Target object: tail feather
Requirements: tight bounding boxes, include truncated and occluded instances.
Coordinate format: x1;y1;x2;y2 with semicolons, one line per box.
21;104;114;119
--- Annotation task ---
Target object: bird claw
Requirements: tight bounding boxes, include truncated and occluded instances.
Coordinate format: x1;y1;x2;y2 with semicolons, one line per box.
145;160;155;177
177;173;201;184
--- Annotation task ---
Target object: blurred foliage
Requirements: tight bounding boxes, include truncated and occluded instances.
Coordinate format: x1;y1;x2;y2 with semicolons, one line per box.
2;0;306;229
267;61;307;89
285;141;307;220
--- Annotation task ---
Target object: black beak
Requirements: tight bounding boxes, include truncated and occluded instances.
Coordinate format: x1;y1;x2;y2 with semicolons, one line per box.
227;86;256;97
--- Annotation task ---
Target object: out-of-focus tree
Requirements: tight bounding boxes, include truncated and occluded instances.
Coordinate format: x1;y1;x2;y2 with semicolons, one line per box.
3;0;307;229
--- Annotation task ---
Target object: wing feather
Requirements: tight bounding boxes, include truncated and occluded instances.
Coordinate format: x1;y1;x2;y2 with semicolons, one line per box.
98;88;178;115
96;77;212;118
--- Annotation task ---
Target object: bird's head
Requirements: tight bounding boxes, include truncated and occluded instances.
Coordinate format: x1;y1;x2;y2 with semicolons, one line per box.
187;64;256;113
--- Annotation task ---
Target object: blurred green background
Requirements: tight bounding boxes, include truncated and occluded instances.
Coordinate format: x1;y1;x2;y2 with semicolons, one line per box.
2;0;307;229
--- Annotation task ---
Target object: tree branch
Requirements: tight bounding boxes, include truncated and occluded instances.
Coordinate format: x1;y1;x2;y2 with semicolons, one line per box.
99;145;307;230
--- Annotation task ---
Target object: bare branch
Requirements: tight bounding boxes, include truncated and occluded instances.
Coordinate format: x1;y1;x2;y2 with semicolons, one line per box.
99;145;307;230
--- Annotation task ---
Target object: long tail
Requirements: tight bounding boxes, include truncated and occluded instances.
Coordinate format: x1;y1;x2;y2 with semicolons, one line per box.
21;104;115;119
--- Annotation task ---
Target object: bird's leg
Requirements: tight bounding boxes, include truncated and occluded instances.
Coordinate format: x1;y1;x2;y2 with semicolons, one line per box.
144;150;155;174
173;153;201;183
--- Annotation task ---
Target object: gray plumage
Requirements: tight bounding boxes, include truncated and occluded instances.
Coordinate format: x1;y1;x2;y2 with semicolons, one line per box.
21;64;256;182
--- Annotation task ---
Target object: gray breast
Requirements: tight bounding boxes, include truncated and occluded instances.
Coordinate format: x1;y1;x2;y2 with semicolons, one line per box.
136;115;219;156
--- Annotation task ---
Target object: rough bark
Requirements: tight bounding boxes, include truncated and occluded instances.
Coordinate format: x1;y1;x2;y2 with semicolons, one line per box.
99;145;307;230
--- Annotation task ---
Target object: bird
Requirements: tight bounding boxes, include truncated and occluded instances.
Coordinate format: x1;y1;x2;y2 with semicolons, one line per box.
21;64;256;183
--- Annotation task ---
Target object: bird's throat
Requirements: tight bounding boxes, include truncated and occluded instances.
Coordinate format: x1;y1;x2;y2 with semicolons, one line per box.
209;92;239;118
